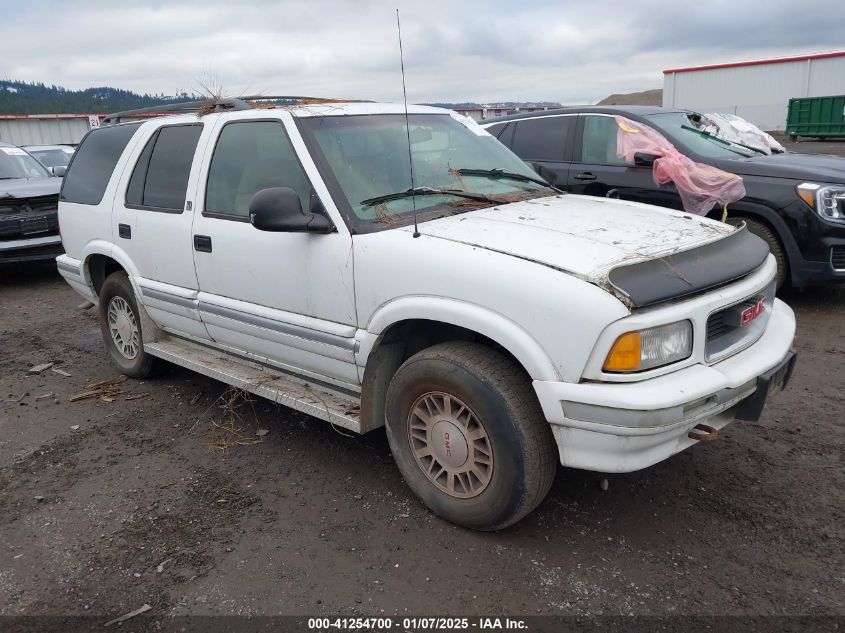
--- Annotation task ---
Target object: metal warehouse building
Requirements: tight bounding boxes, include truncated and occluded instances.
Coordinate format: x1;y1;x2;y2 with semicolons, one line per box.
0;113;102;146
663;50;845;132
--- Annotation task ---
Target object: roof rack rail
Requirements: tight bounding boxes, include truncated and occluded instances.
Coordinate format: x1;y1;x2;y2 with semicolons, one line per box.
103;95;336;124
103;98;250;124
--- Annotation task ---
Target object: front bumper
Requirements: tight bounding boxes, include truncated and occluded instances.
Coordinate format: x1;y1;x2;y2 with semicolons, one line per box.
533;299;796;473
0;234;63;263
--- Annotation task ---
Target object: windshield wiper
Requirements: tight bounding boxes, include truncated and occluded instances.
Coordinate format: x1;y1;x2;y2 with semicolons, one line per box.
360;186;503;207
681;125;764;156
455;168;561;191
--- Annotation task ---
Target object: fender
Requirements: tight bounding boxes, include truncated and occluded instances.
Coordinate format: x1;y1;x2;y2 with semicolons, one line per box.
717;201;801;261
720;200;808;287
81;239;143;297
362;295;561;382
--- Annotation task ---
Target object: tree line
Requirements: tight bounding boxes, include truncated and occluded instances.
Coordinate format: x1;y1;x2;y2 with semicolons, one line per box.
0;80;195;114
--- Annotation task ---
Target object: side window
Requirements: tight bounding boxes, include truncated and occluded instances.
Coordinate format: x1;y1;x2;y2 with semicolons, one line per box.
510;117;571;161
205;120;313;218
61;123;141;205
126;124;203;211
580;116;627;166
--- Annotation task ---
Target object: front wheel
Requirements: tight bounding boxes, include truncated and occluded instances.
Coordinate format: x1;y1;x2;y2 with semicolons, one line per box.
98;271;160;378
727;217;789;290
384;341;557;531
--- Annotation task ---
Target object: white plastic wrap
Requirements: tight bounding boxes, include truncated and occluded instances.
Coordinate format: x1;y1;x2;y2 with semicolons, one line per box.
699;113;786;155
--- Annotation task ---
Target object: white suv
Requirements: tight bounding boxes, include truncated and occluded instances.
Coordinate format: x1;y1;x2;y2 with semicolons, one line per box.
56;98;796;530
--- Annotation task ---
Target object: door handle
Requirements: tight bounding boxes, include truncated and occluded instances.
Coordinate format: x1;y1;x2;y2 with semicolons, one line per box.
193;235;212;253
574;172;597;181
118;224;131;239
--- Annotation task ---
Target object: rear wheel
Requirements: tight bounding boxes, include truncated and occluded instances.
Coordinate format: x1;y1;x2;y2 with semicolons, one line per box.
727;216;789;290
384;341;557;531
98;271;160;378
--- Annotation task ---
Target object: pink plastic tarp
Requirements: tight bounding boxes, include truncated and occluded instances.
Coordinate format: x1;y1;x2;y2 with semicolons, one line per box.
614;116;746;216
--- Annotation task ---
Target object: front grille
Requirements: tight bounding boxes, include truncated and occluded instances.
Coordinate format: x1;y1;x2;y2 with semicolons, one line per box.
706;280;776;363
0;195;59;242
832;246;845;271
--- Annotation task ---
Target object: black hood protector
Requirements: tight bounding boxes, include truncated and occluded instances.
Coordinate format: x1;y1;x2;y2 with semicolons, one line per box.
607;225;770;308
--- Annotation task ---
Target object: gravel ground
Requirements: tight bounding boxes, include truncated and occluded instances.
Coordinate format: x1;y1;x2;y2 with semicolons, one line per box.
781;137;845;156
2;269;843;626
1;140;843;628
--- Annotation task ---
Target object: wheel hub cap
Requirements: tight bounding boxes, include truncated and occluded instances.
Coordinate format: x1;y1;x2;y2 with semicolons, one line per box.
431;420;469;469
107;296;139;360
407;392;493;499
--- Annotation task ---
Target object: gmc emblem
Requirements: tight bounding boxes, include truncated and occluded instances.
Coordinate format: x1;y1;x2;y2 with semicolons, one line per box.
740;297;766;326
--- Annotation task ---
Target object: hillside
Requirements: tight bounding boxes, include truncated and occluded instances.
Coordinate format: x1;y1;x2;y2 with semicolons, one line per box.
0;80;193;114
597;88;663;106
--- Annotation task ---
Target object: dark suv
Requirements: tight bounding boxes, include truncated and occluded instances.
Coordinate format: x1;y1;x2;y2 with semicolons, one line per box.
483;106;845;289
0;142;62;263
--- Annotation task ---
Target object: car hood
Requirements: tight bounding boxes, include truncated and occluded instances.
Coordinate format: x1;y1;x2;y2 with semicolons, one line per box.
410;194;750;306
716;152;845;182
0;177;61;199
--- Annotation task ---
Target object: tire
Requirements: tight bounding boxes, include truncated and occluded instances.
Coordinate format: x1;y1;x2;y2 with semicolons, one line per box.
98;271;159;378
384;341;557;531
727;216;789;290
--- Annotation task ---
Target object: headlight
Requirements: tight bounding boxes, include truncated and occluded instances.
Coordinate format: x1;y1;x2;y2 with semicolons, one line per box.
603;320;693;373
796;182;845;222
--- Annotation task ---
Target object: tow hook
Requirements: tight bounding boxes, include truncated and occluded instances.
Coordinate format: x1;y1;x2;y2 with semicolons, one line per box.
688;423;719;442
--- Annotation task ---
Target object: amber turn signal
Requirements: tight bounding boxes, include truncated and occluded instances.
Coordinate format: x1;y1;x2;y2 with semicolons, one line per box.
603;331;642;372
796;182;819;209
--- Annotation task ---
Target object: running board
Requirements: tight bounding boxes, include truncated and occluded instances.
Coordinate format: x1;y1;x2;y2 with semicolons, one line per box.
144;337;362;432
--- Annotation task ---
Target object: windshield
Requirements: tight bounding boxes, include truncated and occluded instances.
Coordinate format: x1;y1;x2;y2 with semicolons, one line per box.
28;147;74;168
0;146;51;179
298;113;553;229
645;113;756;159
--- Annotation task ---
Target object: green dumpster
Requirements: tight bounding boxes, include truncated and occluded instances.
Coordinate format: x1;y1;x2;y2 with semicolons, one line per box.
786;95;845;140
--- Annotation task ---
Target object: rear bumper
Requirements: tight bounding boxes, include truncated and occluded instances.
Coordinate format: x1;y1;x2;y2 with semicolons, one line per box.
56;254;96;302
533;300;796;473
0;234;63;263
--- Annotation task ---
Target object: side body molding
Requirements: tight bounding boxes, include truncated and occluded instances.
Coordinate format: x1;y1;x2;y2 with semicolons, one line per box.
361;296;561;382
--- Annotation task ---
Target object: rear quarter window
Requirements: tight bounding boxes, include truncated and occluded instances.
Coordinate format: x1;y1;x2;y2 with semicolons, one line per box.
60;123;141;205
485;122;515;147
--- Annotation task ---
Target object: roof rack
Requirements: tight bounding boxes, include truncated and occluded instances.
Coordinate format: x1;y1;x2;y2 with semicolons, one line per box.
103;95;336;124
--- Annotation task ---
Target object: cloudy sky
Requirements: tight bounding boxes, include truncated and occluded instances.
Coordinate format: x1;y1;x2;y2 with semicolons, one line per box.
2;0;844;104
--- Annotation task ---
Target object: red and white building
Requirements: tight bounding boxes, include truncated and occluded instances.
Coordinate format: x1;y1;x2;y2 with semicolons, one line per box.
0;113;103;146
663;50;845;131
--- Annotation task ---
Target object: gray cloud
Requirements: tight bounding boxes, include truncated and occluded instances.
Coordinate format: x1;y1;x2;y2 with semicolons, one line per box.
2;0;842;104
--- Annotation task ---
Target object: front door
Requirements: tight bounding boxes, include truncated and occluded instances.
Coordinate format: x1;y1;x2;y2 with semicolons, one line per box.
568;114;683;210
190;116;358;387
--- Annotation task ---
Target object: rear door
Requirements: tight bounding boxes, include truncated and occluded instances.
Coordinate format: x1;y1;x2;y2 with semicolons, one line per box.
115;121;211;340
568;114;683;209
489;115;576;188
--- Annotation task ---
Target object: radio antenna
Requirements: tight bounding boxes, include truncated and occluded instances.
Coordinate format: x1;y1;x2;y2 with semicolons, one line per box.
396;8;420;238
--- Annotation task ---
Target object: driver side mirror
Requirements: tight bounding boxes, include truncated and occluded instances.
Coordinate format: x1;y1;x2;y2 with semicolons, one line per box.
249;187;334;234
51;165;67;177
633;152;658;167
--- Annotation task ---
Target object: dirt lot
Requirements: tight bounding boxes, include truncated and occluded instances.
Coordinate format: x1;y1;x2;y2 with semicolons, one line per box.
1;142;844;628
781;137;845;155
